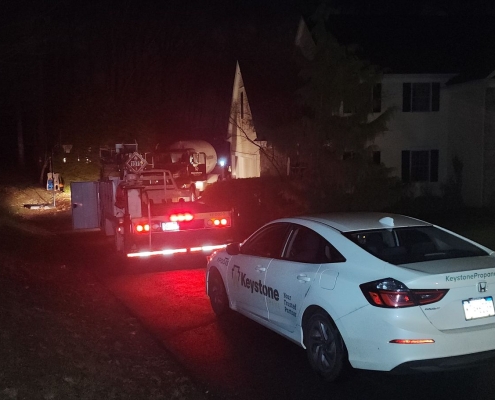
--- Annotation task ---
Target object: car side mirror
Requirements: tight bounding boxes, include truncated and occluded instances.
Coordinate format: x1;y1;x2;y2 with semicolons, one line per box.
226;242;240;256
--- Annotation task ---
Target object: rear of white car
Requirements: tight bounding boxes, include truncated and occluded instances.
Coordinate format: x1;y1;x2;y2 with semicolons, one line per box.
206;212;495;380
339;265;495;372
291;215;495;373
337;222;495;372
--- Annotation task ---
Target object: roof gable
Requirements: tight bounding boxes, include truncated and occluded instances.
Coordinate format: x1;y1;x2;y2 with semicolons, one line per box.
323;15;495;78
233;13;305;140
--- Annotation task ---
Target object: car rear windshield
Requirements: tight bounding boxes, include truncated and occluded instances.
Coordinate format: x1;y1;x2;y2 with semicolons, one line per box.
345;226;489;265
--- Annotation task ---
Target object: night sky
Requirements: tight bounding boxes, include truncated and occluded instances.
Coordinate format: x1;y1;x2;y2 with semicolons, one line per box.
1;0;494;170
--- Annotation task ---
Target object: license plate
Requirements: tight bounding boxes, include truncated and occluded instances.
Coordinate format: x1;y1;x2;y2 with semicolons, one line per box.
462;296;495;320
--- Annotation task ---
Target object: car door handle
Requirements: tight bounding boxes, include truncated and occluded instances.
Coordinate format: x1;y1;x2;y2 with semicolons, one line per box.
297;274;311;283
255;265;266;272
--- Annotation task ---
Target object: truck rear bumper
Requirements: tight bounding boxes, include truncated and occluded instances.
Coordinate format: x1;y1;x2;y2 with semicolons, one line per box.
125;229;234;258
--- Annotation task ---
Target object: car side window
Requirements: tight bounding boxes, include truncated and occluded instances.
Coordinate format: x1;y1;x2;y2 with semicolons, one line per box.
240;223;291;258
284;225;345;264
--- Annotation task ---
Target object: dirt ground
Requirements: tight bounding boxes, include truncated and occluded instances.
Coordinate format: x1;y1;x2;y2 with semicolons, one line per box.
0;181;209;400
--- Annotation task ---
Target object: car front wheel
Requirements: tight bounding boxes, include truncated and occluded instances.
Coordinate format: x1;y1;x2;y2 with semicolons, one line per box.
208;270;229;315
303;310;348;382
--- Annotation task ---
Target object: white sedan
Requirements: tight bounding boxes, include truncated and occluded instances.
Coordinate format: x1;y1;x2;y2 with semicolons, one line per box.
205;212;495;381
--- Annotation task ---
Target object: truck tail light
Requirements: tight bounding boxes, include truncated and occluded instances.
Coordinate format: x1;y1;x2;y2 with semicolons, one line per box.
135;223;150;233
360;278;448;308
209;217;231;227
169;213;194;222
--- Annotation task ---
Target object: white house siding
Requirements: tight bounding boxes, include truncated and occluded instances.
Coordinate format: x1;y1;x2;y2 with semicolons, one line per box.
373;74;455;198
227;62;261;179
447;80;487;207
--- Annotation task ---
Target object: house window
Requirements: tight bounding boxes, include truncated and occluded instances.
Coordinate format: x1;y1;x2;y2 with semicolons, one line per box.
402;83;440;112
240;92;244;119
372;83;382;113
401;149;439;182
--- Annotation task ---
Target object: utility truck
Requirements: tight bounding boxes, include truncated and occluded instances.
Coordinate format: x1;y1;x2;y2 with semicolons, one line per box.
153;140;223;192
71;144;234;258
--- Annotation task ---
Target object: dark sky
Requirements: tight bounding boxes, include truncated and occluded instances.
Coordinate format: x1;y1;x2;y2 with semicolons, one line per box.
1;0;494;169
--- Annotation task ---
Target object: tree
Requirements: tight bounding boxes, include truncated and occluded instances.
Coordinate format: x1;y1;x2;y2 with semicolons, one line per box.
268;1;398;212
1;0;234;181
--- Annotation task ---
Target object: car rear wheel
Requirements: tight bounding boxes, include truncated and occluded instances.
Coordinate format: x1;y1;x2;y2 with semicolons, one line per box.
208;270;229;315
303;310;348;382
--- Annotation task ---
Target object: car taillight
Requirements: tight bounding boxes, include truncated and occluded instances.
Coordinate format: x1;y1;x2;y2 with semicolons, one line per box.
169;213;194;222
360;278;449;308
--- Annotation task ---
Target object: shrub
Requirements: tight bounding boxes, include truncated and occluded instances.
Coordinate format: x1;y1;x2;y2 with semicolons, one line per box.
201;177;307;239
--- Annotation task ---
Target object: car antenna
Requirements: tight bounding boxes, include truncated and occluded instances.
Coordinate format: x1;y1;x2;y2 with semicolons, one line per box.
379;217;394;227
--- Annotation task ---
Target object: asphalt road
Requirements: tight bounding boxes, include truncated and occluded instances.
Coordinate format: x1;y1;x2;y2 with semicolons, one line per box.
72;232;495;400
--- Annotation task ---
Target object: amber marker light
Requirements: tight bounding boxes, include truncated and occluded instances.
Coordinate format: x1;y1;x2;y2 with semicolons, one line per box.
389;339;435;344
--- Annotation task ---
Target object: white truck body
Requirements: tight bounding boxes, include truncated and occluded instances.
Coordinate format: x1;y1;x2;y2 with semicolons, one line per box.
73;163;234;258
154;140;221;192
168;140;218;175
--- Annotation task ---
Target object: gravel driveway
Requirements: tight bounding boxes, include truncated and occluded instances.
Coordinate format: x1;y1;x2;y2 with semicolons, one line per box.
0;182;209;400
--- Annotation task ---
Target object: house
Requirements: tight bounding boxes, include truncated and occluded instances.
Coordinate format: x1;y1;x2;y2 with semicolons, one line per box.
227;12;303;180
373;70;495;207
331;15;495;208
228;13;495;207
228;60;262;179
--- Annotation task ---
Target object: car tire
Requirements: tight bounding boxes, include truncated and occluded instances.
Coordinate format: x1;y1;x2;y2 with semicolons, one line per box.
303;310;348;382
208;269;229;316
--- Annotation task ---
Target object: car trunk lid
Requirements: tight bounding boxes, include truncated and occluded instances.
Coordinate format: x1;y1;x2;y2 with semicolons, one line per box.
402;257;495;330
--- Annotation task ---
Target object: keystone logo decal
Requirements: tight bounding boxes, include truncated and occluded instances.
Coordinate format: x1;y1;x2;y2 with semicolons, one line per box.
445;271;495;282
231;265;280;301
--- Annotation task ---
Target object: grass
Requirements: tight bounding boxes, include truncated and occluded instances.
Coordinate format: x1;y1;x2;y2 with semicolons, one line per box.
0;169;210;400
2;168;495;399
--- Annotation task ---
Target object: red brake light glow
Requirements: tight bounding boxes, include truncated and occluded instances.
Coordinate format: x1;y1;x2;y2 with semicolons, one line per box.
360;278;449;308
127;244;227;258
170;213;194;222
209;217;230;227
135;223;150;232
